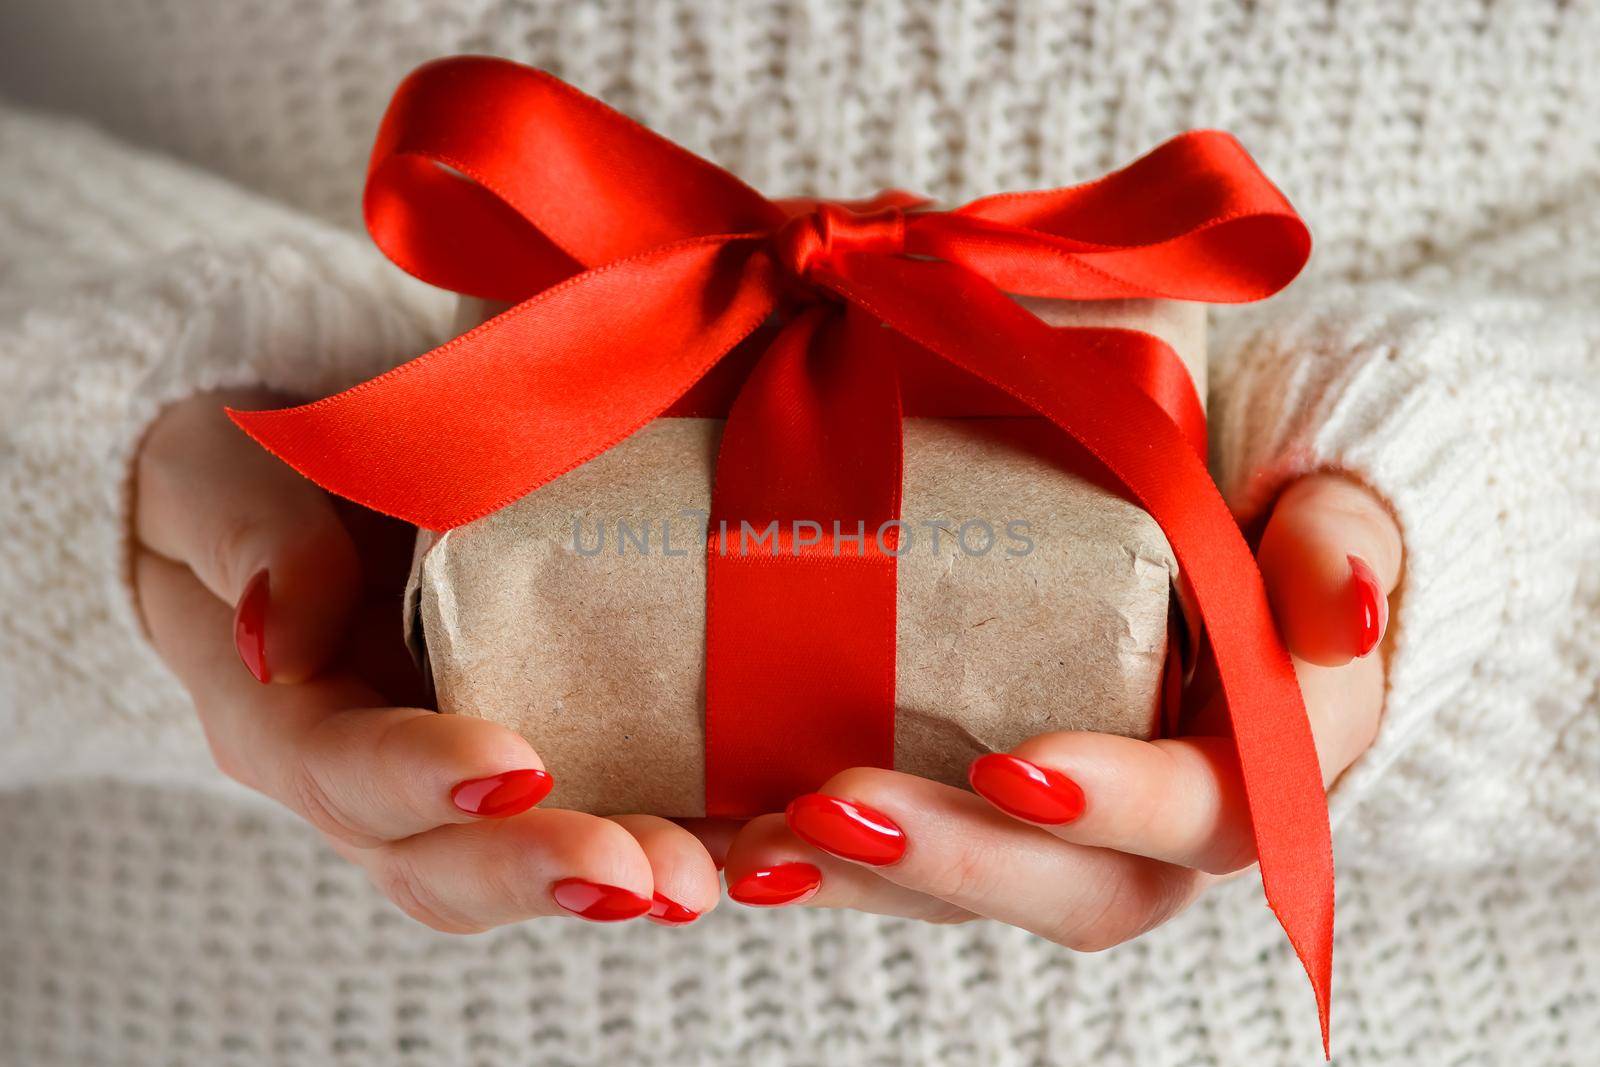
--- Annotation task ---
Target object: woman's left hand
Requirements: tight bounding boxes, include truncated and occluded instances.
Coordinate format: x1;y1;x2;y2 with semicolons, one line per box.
713;473;1402;938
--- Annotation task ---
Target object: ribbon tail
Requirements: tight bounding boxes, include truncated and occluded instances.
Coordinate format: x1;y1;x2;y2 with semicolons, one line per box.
825;256;1333;1052
230;237;779;531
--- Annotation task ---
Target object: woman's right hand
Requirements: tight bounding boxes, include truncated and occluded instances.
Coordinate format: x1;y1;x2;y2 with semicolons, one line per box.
132;389;719;930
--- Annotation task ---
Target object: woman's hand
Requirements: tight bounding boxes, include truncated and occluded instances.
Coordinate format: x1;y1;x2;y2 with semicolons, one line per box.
715;474;1401;942
133;391;719;930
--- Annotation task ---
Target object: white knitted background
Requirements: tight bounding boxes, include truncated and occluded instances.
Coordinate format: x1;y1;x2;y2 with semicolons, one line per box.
4;1;1599;284
1;783;1596;1067
0;3;1598;1066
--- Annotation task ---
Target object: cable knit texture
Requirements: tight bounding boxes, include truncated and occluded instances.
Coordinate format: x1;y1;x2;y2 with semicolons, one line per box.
0;2;1597;1065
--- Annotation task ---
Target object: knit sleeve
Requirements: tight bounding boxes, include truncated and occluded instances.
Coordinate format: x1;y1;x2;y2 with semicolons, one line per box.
0;102;452;791
1208;281;1600;872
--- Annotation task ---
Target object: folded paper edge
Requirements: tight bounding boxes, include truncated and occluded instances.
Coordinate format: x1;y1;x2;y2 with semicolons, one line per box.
403;527;440;705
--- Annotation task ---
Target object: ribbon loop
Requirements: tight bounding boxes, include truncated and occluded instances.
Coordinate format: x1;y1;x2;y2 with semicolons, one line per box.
229;57;1332;1052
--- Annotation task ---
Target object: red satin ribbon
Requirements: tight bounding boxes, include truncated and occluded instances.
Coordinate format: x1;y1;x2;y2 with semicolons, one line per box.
230;56;1330;1048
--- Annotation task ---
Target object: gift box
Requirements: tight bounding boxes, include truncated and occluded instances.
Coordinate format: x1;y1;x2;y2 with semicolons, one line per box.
403;297;1206;816
231;56;1334;1039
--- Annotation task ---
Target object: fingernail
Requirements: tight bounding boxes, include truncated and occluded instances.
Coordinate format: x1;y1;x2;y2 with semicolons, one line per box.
647;892;700;926
233;569;271;684
785;794;906;866
1348;554;1388;658
968;753;1086;825
550;879;651;922
450;768;553;818
727;863;822;907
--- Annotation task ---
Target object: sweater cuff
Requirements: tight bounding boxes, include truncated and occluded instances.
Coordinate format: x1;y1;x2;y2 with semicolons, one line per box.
1203;286;1580;870
0;234;451;792
0;106;452;790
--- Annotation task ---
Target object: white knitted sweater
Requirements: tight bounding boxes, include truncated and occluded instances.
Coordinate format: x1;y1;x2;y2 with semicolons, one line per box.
1;2;1597;1065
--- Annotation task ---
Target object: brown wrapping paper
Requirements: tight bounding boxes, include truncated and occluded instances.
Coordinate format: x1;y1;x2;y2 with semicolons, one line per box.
405;298;1205;816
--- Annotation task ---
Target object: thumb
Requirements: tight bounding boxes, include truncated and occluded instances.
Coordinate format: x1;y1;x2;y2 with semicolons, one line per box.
1255;472;1403;667
136;390;362;684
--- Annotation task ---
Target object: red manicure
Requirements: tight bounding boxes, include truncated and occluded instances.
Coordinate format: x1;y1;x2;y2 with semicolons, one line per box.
968;753;1086;825
450;768;553;818
647;892;700;926
1348;554;1388;658
727;863;822;907
785;794;906;866
233;569;271;684
550;879;651;921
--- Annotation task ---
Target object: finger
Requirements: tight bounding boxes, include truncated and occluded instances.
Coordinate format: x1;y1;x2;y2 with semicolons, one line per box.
970;653;1386;873
136;389;360;683
1293;651;1387;783
1257;473;1403;666
674;817;743;870
784;771;1204;949
609;815;722;925
968;734;1250;873
333;809;655;933
137;549;550;844
722;814;974;923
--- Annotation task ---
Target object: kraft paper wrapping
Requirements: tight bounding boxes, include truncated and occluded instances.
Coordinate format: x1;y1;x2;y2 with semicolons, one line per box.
405;297;1206;816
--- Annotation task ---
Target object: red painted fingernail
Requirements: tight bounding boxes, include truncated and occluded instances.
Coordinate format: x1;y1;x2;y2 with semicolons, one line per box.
233;569;271;684
785;794;906;866
728;863;822;907
968;753;1086;825
647;892;700;926
550;879;651;922
1348;554;1388;658
450;768;553;818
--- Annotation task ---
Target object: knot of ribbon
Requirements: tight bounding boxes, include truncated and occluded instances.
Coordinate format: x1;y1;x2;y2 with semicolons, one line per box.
229;56;1332;1049
771;195;919;284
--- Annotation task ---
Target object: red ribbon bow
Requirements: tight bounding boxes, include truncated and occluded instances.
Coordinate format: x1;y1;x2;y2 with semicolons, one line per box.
231;56;1331;1047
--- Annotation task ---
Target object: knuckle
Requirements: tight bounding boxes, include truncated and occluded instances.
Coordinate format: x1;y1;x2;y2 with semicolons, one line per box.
1154;741;1254;874
1118;772;1169;845
1046;873;1130;951
1196;816;1259;874
374;851;485;935
205;512;263;593
364;712;442;824
921;903;977;926
920;840;1009;905
1048;866;1201;952
1057;925;1125;953
288;762;379;849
